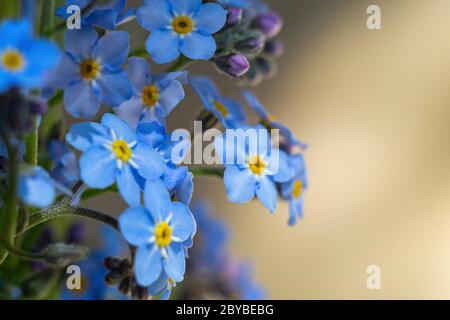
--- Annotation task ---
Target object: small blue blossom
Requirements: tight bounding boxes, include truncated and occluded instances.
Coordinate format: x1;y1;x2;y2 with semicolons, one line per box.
119;178;196;286
190;76;246;128
56;0;135;30
137;0;227;64
281;154;308;226
242;90;307;152
215;129;294;212
18;166;56;208
49;140;80;189
66;113;165;206
148;271;177;300
115;57;186;128
50;27;132;119
0;19;60;93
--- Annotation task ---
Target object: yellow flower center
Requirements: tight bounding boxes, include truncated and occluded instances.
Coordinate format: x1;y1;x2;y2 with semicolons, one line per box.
80;59;100;80
292;180;303;199
142;85;160;107
172;16;194;35
155;222;172;247
1;49;25;72
112;140;132;162
248;155;267;175
213;100;229;117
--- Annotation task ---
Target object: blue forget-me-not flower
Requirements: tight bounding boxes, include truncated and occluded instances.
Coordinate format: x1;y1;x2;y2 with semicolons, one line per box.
137;0;227;64
119;178;196;286
66;113;165;206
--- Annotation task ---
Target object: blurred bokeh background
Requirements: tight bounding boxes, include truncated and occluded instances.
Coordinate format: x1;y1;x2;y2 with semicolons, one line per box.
86;0;450;299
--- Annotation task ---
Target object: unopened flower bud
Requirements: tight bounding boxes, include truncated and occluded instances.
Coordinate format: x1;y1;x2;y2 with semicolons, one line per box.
264;39;285;58
235;32;266;55
29;98;48;116
227;7;243;26
253;12;283;38
215;54;250;78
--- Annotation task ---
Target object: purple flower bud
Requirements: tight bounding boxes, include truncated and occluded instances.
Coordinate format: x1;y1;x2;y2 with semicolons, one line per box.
227;7;243;26
254;12;283;38
30;98;48;116
228;54;250;77
215;54;250;78
264;39;285;58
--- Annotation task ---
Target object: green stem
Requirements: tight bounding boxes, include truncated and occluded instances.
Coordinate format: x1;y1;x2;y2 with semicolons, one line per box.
24;118;39;166
18;201;119;236
0;133;19;265
39;0;55;37
0;237;45;261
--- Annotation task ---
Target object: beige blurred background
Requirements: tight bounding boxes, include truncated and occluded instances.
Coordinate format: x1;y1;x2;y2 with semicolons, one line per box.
90;0;450;299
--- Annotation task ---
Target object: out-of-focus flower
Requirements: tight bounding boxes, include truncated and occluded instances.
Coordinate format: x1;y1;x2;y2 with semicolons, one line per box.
263;39;284;58
0;20;60;94
50;28;131;119
66;113;165;206
49;140;80;189
281;154;308;226
56;0;135;30
114;57;186;128
137;0;227;64
215;130;294;212
18;166;56;208
214;54;250;78
190;76;246;128
119;178;196;286
62;226;129;300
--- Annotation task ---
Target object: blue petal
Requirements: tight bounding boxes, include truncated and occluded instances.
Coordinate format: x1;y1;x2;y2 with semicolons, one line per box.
46;53;80;88
119;207;154;246
180;32;216;60
22;40;60;80
168;0;201;14
132;142;165;180
95;70;132;107
136;121;167;149
223;166;256;204
170;202;195;242
148;271;169;296
288;197;303;226
80;146;116;188
157;80;185;117
164;242;186;282
160;287;172;300
92;31;129;68
146;30;180;64
64;27;98;60
64;80;101;119
135;244;163;286
193;3;227;34
0;20;32;49
174;171;193;205
144;179;172;221
162;163;187;190
256;176;278;213
100;113;136;143
137;0;172;31
84;9;117;30
241;90;268;119
126;57;151;94
114;97;145;129
271;150;295;183
66;122;110;152
117;165;141;206
18;166;55;208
